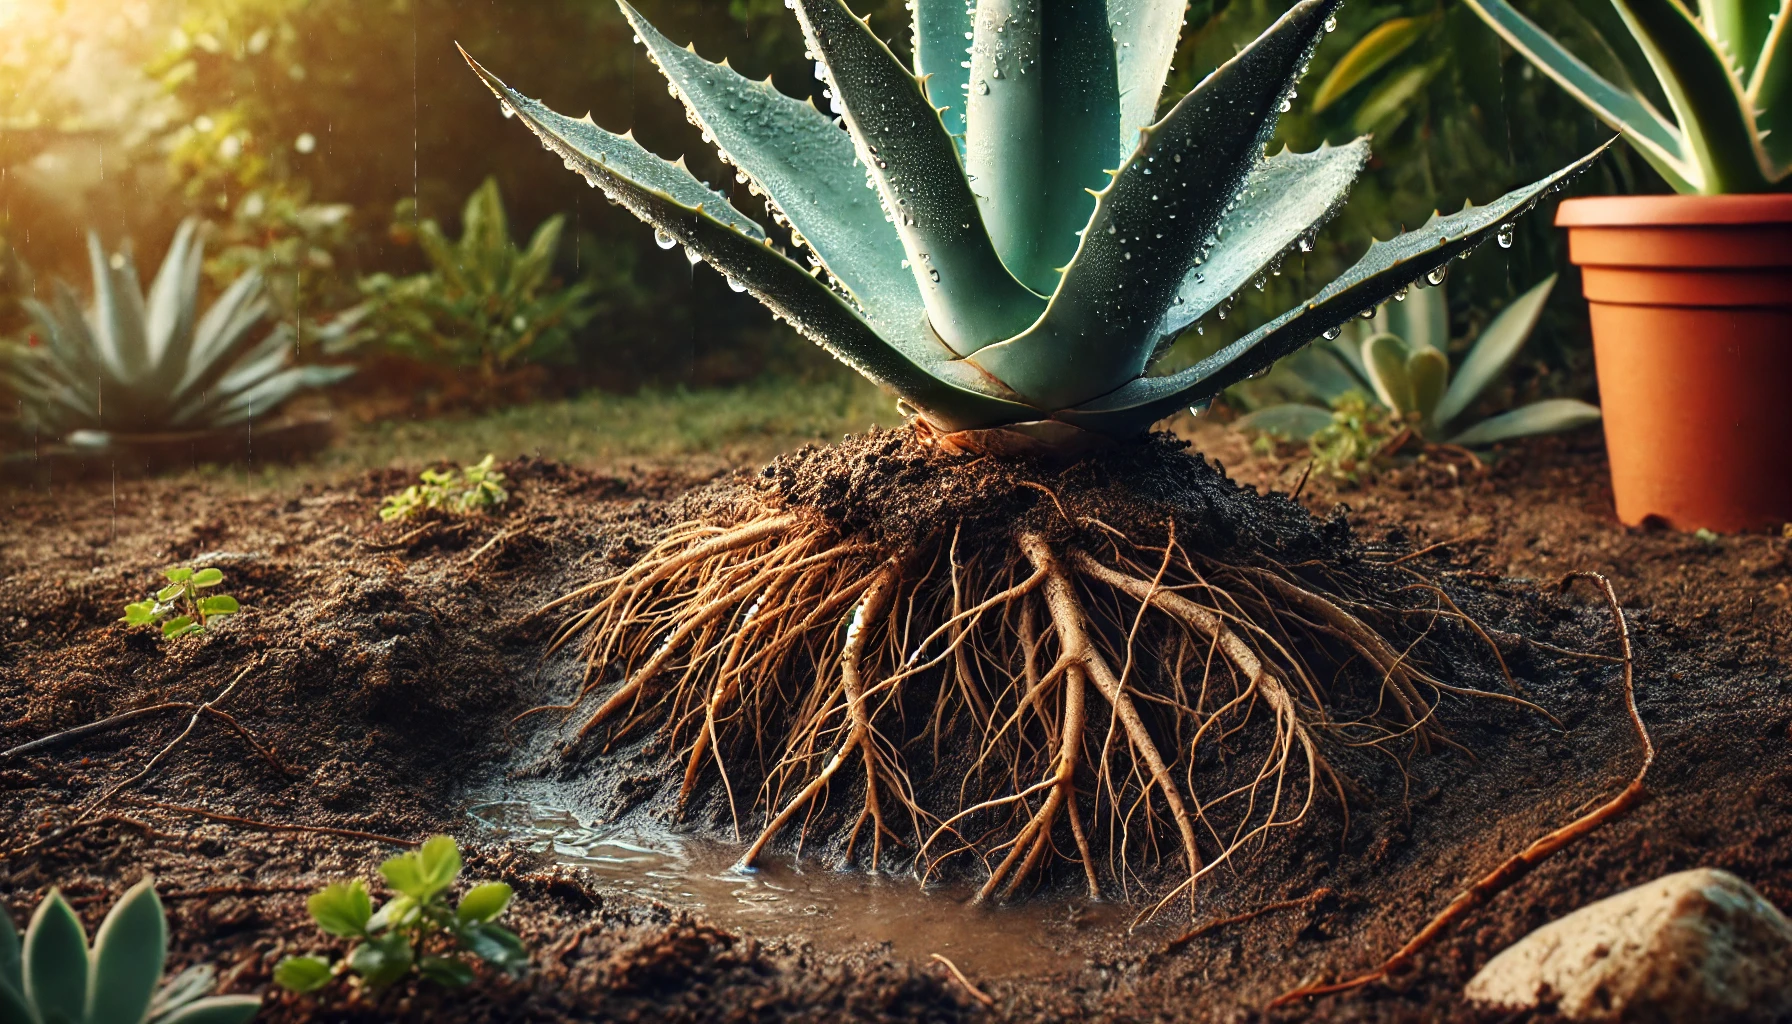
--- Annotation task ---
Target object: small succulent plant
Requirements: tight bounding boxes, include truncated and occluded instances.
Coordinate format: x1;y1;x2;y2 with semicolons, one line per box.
462;0;1605;452
2;219;354;441
1466;0;1790;193
1236;274;1602;447
275;836;527;994
1;878;261;1024
351;178;598;378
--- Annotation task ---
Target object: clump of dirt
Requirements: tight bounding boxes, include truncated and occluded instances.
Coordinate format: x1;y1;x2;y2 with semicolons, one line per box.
0;429;1787;1023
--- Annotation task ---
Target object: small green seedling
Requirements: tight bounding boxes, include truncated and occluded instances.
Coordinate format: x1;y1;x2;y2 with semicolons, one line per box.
121;566;241;640
379;455;509;522
275;835;527;994
1;877;261;1024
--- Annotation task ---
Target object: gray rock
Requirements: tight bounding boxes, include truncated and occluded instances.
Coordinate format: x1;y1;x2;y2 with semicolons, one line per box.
1465;868;1792;1022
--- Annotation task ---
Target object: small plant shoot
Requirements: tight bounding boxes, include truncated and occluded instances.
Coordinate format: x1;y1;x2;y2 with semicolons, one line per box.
275;835;527;994
122;566;241;640
380;455;510;522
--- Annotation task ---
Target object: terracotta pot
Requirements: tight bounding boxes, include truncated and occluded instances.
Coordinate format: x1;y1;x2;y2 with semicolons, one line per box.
1557;194;1792;533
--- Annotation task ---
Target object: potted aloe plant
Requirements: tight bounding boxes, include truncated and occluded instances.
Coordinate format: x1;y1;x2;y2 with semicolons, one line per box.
1465;0;1792;532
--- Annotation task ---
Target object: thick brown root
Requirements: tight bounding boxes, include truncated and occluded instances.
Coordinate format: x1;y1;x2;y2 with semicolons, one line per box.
521;441;1541;913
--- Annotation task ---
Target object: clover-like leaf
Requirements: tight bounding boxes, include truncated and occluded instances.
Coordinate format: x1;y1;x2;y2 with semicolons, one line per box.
455;883;513;925
307;881;373;939
189;568;223;588
197;596;239;618
346;931;414;988
161;617;200;640
162;567;194;584
273;955;334;994
123;601;161;626
418;956;476;989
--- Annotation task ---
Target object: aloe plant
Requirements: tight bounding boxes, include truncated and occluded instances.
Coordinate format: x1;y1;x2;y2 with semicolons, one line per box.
1237;274;1603;447
1;219;355;440
1;878;261;1024
352;178;599;378
462;0;1603;450
1465;0;1790;193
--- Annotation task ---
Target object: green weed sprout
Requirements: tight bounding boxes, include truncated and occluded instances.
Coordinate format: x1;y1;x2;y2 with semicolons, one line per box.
1235;275;1602;448
379;455;509;522
1;878;261;1024
275;836;527;994
121;567;240;641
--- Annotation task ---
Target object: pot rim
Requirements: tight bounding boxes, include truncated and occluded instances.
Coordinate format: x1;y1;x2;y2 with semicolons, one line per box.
1556;192;1792;227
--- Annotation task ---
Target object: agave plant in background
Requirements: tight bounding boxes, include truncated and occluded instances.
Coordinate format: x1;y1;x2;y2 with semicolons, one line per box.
465;0;1601;908
1;878;261;1024
1236;274;1603;448
350;177;599;380
1464;0;1789;194
1;219;355;444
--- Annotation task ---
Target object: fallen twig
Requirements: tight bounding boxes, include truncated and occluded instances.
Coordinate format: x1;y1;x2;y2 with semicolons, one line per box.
1162;888;1332;955
1268;572;1650;1009
120;796;419;847
0;702;198;762
930;953;995;1008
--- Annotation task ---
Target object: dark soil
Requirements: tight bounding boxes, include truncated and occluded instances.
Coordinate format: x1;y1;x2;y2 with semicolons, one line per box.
2;424;1788;1023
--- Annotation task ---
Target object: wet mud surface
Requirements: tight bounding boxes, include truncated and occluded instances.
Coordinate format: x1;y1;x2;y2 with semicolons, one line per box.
2;426;1788;1022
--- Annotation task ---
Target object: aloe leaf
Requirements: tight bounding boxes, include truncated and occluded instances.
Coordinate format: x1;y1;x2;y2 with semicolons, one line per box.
1611;0;1771;193
1702;0;1777;77
1157;140;1368;340
1234;403;1334;440
1407;346;1449;425
89;878;167;1024
515;216;565;296
180;272;270;399
1462;0;1696;192
25;891;87;1024
972;0;1341;410
0;982;29;1024
465;51;1037;431
790;0;1045;354
1280;345;1364;403
1057;143;1609;436
1386;276;1447;353
143;219;203;376
964;0;1120;292
1312;16;1432;112
154;995;263;1024
1447;398;1602;447
1109;0;1190;160
210;365;356;426
621;3;928;350
1433;274;1555;427
1747;1;1792;175
1;900;20;998
912;0;973;142
1361;332;1413;414
85;234;151;385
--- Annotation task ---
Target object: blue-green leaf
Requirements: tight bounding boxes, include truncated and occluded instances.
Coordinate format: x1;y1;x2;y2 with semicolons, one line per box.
972;0;1343;410
1278;345;1365;404
621;4;928;358
1407;346;1450;425
790;0;1045;354
1057;143;1610;435
88;878;166;1024
86;233;151;387
1433;274;1556;427
1447;398;1603;447
0;981;30;1024
1361;333;1414;414
1;899;21;1001
1462;0;1696;192
1156;140;1368;341
1384;276;1448;354
142;219;204;397
912;0;973;142
1750;5;1792;174
1611;0;1770;193
1109;0;1190;160
152;995;262;1024
1233;403;1335;440
464;50;1036;432
24;891;87;1024
1702;0;1777;78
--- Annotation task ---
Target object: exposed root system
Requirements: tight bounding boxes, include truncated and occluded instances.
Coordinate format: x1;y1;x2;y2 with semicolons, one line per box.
522;429;1547;913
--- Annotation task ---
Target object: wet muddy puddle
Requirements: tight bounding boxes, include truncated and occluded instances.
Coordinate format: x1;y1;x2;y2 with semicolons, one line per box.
469;799;1146;977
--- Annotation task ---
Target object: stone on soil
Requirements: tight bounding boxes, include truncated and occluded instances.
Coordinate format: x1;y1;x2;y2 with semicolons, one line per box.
1465;868;1792;1022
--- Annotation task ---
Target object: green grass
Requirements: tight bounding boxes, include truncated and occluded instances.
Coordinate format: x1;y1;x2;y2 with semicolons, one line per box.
202;371;900;492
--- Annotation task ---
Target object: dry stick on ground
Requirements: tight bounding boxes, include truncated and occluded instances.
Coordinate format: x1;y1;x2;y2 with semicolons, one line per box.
1160;887;1334;955
115;796;420;848
1267;571;1651;1009
0;702;199;762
